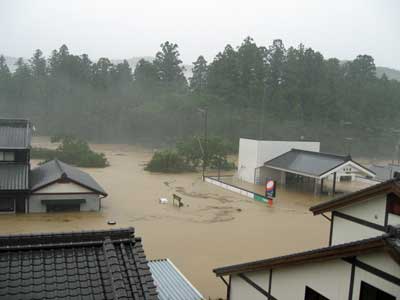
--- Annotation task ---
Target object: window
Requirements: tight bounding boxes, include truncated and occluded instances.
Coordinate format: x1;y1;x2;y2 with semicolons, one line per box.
0;151;15;162
387;193;400;216
359;281;395;300
305;287;329;300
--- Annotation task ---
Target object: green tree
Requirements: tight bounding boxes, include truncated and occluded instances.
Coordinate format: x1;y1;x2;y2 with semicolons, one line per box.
190;55;208;92
154;41;186;85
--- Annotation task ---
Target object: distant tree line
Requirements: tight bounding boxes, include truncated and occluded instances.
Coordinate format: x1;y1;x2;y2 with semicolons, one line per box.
1;38;400;157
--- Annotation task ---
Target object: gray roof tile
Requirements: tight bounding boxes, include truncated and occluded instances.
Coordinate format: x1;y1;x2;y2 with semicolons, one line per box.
0;228;158;300
30;159;107;195
264;149;351;177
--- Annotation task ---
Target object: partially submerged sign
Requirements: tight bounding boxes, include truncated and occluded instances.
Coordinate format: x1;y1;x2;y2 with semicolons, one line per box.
265;180;277;199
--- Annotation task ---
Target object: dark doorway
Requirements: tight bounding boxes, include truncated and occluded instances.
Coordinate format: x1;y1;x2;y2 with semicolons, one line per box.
0;198;15;212
359;281;395;300
16;197;26;213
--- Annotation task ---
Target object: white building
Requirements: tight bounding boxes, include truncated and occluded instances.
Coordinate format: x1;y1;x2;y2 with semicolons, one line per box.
237;139;320;184
237;138;375;195
213;179;400;300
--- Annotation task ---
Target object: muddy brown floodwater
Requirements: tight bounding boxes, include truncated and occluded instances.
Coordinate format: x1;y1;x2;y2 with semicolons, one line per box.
0;137;331;299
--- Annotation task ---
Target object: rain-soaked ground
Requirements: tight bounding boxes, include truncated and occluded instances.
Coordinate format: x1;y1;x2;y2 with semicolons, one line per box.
0;137;373;299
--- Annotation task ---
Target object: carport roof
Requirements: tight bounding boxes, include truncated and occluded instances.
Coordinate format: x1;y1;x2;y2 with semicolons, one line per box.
30;159;107;196
263;149;375;179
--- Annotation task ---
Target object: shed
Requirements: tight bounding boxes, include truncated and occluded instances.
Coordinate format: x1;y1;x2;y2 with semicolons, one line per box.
29;159;107;212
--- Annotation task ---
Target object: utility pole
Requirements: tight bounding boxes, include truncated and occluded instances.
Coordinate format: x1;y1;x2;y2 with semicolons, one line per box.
198;107;208;181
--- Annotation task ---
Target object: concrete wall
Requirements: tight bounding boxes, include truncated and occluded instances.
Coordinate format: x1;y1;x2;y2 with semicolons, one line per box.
29;193;100;212
229;251;399;300
237;139;320;183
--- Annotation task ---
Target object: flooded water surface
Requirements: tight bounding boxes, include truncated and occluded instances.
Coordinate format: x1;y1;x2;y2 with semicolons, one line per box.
0;138;331;299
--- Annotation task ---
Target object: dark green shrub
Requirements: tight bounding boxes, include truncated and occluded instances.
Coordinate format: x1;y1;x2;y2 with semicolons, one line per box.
31;136;109;168
145;150;191;173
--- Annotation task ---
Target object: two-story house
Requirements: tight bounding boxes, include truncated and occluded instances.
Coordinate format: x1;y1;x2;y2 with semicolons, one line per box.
0;118;107;213
213;179;400;300
0;119;31;213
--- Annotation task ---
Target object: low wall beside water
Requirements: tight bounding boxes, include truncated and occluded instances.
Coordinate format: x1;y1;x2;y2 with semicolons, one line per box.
205;176;267;203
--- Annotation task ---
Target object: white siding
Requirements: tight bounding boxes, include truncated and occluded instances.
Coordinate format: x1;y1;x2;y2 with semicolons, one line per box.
29;194;100;212
388;213;400;226
237;139;320;183
271;260;351;300
237;139;259;183
230;271;270;300
352;252;400;299
358;252;400;279
331;215;383;245
337;196;386;226
331;196;387;245
229;252;400;300
34;181;93;194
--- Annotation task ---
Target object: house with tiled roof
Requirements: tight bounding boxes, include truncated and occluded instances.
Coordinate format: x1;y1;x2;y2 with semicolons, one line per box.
0;227;158;299
213;179;400;299
0;118;107;213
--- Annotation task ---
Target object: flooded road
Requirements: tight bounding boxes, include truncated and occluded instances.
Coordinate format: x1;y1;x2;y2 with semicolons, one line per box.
0;138;331;299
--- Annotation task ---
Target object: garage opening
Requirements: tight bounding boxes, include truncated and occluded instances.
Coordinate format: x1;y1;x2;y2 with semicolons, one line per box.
42;199;85;212
0;198;15;213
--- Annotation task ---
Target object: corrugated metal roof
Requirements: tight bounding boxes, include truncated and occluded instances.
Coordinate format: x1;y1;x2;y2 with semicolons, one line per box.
368;164;400;182
0;163;29;190
30;159;107;195
149;259;203;300
0;119;31;149
264;149;351;178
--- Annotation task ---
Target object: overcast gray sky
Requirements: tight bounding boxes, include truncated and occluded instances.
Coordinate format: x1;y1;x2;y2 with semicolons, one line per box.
1;0;399;68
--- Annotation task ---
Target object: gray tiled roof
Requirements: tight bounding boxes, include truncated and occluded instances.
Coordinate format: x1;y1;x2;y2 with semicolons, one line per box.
0;119;31;149
264;149;351;178
0;227;158;300
0;163;29;191
149;259;203;300
30;159;107;196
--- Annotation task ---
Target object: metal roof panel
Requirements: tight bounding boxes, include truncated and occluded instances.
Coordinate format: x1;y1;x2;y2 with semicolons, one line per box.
149;259;203;300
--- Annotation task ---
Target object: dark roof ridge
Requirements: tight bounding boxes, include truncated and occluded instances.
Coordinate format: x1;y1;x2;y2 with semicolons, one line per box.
103;237;129;299
0;227;135;247
291;148;350;160
310;178;400;214
213;232;396;276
